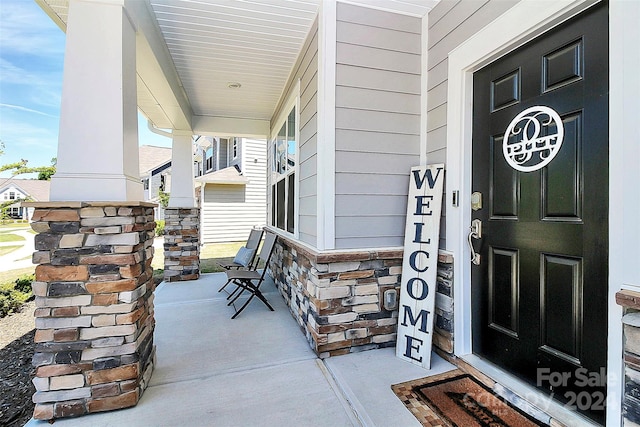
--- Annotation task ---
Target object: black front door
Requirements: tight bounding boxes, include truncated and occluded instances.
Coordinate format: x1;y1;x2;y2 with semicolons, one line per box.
471;4;608;424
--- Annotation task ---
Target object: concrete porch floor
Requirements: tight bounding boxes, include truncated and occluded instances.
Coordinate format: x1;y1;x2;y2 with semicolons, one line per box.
26;273;455;426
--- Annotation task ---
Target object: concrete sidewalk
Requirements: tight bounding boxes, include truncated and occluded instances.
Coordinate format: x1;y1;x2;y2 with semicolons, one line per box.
26;273;454;426
0;228;35;270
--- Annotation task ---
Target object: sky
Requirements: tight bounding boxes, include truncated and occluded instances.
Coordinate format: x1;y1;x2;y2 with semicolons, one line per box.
0;0;172;179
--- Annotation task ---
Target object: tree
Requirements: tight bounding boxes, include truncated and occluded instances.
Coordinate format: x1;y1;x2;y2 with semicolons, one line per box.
0;142;56;181
0;142;55;221
10;157;56;181
158;190;170;208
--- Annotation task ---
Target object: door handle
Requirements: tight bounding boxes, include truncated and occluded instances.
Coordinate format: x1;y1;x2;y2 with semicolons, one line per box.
468;219;482;265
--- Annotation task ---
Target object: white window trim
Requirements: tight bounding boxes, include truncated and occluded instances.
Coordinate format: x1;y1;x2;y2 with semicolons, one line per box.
445;1;623;426
269;84;300;239
232;138;238;160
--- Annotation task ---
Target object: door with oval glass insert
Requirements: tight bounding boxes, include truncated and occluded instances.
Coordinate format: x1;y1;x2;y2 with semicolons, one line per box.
471;4;608;424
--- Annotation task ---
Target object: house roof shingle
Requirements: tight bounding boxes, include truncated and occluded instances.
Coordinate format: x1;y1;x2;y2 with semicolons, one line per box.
195;166;249;185
139;145;172;175
0;178;51;202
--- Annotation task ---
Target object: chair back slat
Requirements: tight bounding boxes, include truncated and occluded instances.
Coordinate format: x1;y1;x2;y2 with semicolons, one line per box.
258;232;277;262
246;228;263;251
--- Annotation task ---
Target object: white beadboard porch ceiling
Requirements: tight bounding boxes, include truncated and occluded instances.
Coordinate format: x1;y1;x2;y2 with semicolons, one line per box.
39;0;437;132
149;0;319;121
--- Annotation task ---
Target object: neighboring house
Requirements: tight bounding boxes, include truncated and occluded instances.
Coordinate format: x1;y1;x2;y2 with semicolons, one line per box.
193;135;266;243
139;145;172;219
36;1;640;425
0;178;50;220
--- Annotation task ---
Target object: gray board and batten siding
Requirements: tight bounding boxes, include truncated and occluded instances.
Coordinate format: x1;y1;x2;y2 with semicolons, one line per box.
201;139;267;243
271;17;319;247
334;3;421;250
427;0;519;249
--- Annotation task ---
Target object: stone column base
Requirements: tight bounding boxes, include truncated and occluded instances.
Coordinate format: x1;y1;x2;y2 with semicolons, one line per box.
163;208;200;282
23;202;157;420
617;290;640;425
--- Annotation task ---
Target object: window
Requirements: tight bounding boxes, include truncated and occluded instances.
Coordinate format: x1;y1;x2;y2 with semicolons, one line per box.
205;146;213;172
143;179;149;190
160;175;166;192
270;106;296;234
232;138;238;159
9;192;15;200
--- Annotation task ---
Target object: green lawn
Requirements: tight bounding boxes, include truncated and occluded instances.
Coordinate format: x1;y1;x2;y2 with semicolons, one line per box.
0;222;30;229
0;236;249;284
152;240;246;282
0;266;36;284
0;233;25;243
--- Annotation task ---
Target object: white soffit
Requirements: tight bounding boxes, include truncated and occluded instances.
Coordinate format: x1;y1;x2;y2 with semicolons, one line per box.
38;0;439;131
149;0;319;121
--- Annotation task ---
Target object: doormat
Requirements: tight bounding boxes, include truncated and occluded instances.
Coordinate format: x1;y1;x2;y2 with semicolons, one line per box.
392;370;546;427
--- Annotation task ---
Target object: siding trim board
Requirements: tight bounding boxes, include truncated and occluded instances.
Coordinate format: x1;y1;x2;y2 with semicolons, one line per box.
316;0;337;250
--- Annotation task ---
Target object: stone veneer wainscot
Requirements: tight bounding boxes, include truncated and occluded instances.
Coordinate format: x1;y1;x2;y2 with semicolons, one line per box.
616;290;640;424
24;202;157;420
163;208;200;282
268;234;454;358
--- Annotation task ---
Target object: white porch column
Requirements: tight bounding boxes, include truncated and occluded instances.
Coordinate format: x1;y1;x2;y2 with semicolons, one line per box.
50;0;142;202
168;131;196;208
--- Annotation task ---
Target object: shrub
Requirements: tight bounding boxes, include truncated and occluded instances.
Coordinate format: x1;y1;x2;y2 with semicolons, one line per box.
155;220;165;236
0;275;34;317
14;274;35;293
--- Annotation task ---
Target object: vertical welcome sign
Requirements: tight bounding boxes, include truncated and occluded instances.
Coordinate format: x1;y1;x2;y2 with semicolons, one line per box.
396;164;445;369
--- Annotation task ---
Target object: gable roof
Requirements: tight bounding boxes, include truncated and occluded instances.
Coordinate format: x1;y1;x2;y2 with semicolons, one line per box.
139;145;172;176
0;178;51;202
195;166;249;185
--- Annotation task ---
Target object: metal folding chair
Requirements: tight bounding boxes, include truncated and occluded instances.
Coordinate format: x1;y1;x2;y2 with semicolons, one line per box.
225;232;278;319
217;228;263;294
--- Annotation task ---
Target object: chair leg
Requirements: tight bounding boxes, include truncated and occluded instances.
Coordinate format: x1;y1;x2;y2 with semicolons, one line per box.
231;293;256;319
228;283;247;305
226;284;243;301
229;283;274;318
218;278;233;293
253;290;274;312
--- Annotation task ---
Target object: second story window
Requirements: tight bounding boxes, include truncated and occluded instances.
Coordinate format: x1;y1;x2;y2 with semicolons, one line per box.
232;138;239;159
9;191;15;200
205;146;213;172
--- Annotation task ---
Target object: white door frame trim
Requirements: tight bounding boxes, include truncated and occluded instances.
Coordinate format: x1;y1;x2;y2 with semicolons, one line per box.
444;0;622;425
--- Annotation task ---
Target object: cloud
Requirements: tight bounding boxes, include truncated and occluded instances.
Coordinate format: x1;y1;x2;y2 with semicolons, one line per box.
0;0;65;57
0;104;58;118
0;115;58;169
0;58;43;85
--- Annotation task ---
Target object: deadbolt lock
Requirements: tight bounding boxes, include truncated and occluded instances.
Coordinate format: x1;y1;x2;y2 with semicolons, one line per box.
471;192;482;211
